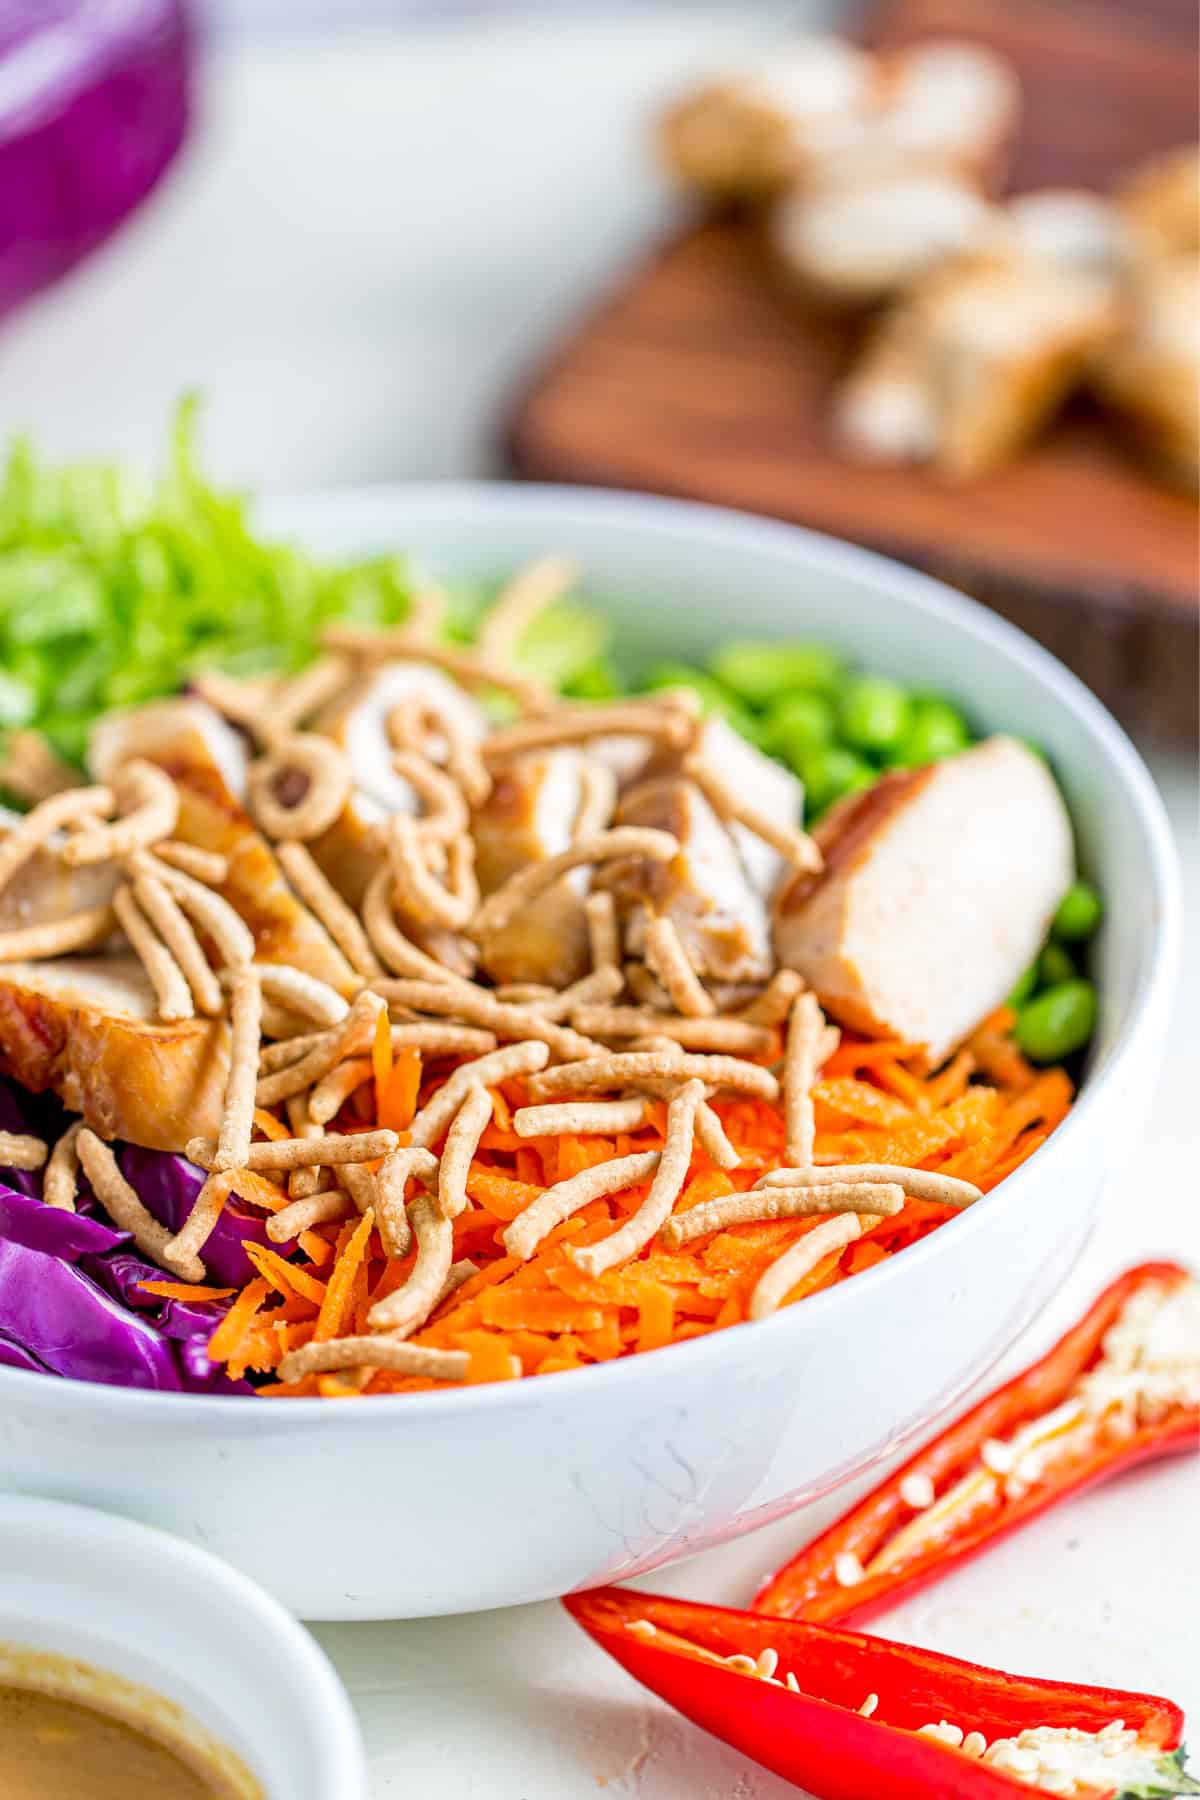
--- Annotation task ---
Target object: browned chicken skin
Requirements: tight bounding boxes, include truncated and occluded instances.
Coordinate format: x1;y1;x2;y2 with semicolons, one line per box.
0;957;228;1150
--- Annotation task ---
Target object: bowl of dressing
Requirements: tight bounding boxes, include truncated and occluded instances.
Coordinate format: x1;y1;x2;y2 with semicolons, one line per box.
0;1494;367;1799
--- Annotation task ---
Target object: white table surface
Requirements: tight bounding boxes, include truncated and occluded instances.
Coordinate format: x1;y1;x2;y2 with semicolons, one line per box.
1;11;1195;1796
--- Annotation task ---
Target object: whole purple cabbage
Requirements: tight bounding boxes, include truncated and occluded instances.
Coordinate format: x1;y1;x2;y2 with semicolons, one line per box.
0;0;193;319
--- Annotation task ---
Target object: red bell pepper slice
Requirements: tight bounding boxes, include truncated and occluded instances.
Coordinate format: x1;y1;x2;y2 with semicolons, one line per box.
753;1261;1197;1625
564;1586;1189;1800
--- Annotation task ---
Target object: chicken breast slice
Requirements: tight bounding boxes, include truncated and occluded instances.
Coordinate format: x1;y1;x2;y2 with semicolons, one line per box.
89;698;357;994
473;749;611;987
772;168;997;306
836;257;1123;478
609;775;773;983
808;42;1019;188
0;806;120;933
691;716;804;902
474;749;593;893
1095;256;1199;495
773;737;1074;1065
0;956;228;1151
658;37;875;197
307;662;490;907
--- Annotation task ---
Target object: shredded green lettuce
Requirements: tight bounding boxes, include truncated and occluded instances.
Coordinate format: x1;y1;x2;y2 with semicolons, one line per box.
0;400;607;767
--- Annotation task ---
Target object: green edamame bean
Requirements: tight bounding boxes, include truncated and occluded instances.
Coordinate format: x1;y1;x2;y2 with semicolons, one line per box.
641;664;754;734
1007;962;1039;1008
1038;943;1076;989
837;676;912;755
890;698;971;766
759;692;835;763
564;659;623;699
1051;880;1103;942
709;641;845;705
1015;980;1097;1063
801;746;876;815
642;661;721;699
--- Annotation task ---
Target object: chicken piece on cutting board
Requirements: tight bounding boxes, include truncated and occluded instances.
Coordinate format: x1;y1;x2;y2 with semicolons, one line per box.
658;37;876;198
813;41;1019;189
0;956;228;1151
773;737;1074;1066
836;256;1124;478
608;774;773;984
89;698;357;994
1095;256;1200;495
771;167;997;307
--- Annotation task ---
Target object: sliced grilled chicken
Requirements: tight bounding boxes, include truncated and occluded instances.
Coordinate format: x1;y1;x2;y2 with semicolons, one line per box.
810;42;1019;189
1003;189;1132;276
90;695;249;803
608;775;772;984
772;168;996;305
691;715;804;901
308;662;489;908
473;750;596;892
0;807;120;934
836;258;1123;478
472;750;609;988
658;37;875;197
1095;256;1199;494
1117;146;1200;259
318;662;487;817
89;698;357;993
0;956;228;1151
774;737;1073;1065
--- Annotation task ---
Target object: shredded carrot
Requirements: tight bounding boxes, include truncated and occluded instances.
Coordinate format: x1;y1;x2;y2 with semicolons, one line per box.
226;1167;294;1215
378;1048;422;1132
813;1078;914;1129
297;1227;335;1266
253;1108;290;1141
205;996;1079;1397
206;1276;270;1364
478;1289;605;1333
136;1280;236;1303
372;1006;393;1102
243;1242;327;1308
489;1084;515;1134
825;1037;928;1076
870;1059;931;1113
315;1207;375;1342
635;1282;676;1353
464;1166;541;1220
457;1332;523;1384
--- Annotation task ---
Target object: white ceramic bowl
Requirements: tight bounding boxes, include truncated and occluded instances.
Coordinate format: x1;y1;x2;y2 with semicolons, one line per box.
0;1495;368;1795
0;486;1179;1619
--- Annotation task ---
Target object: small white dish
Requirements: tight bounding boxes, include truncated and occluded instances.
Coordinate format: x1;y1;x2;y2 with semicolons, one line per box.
0;1495;368;1798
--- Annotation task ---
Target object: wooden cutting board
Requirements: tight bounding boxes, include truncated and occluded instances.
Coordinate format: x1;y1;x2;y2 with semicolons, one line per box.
508;0;1199;741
